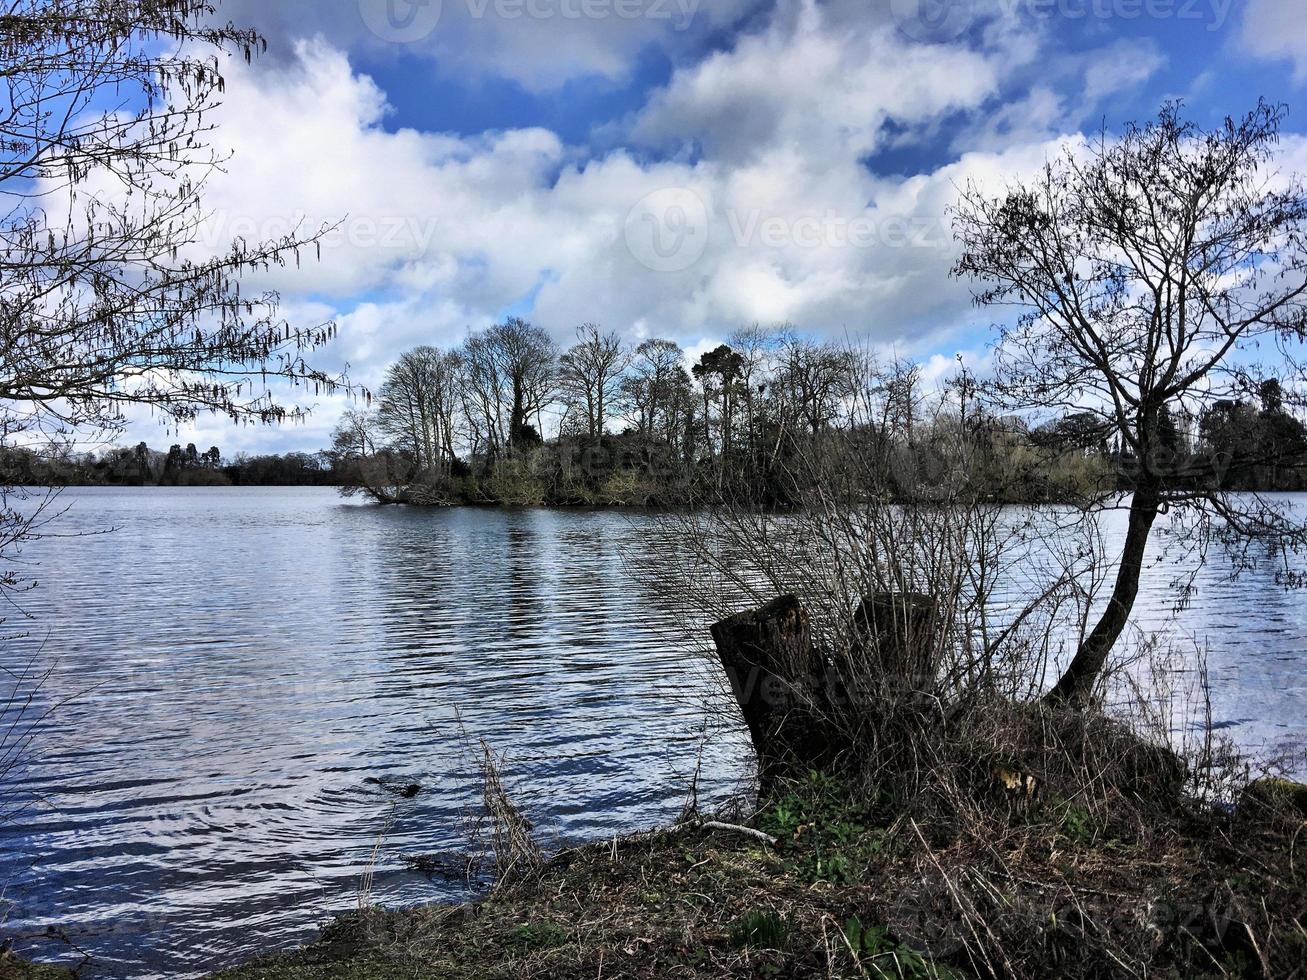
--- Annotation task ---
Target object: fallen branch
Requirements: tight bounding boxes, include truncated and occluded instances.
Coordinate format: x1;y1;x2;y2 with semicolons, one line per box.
697;820;779;846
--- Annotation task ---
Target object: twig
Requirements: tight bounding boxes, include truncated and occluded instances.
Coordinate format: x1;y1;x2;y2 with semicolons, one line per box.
910;818;1013;979
698;820;778;846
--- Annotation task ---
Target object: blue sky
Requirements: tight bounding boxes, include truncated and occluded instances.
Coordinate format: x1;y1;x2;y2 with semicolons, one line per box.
130;0;1307;455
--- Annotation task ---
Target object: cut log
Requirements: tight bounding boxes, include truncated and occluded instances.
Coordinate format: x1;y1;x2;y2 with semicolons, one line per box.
710;595;832;789
851;592;940;698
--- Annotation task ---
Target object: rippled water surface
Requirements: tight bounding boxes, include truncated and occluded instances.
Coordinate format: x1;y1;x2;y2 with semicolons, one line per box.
1;487;1304;978
1;488;748;978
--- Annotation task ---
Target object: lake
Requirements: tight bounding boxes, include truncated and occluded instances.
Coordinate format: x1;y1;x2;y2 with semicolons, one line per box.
1;487;1304;978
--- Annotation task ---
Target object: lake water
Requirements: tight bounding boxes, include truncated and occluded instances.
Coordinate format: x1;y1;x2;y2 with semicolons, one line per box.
1;487;1304;978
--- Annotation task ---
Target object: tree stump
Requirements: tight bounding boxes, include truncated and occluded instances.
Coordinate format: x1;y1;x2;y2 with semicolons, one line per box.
850;592;940;699
710;595;833;790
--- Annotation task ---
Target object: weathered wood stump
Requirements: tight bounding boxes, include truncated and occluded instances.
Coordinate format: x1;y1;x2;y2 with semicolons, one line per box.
850;592;941;699
710;595;833;789
711;592;943;791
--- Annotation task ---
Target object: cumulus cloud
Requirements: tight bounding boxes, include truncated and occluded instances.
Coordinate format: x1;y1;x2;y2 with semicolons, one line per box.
118;0;1180;453
188;23;1022;361
1242;0;1307;82
211;0;765;91
632;0;1002;165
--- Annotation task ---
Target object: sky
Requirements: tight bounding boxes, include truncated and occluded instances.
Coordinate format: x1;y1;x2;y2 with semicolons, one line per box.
123;0;1307;456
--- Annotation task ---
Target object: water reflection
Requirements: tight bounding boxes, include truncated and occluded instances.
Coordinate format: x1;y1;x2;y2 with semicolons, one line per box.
0;488;1302;979
0;490;750;979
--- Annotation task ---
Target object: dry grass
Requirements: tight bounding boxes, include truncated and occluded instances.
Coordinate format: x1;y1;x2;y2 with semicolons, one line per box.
479;741;543;889
212;705;1307;980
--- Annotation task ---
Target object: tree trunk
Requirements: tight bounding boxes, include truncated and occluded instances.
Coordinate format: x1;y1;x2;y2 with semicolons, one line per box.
850;592;940;698
711;592;943;791
710;595;832;790
1046;486;1161;706
509;376;526;455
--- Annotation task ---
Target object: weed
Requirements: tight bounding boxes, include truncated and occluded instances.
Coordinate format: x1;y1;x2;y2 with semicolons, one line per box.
761;772;894;884
1051;798;1097;847
728;909;789;949
843;917;955;979
502;921;568;953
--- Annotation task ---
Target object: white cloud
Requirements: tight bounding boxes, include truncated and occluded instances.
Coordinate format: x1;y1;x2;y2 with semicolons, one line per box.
107;3;1161;453
1242;0;1307;82
632;0;1002;166
1082;39;1166;105
211;0;765;91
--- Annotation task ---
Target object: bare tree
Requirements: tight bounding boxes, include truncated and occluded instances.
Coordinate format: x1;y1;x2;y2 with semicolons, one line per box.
0;0;343;438
376;347;461;473
558;323;628;440
470;322;556;459
772;336;856;436
623;338;690;443
458;319;557;459
459;331;510;460
0;1;348;600
726;324;781;446
953;101;1307;705
330;408;378;460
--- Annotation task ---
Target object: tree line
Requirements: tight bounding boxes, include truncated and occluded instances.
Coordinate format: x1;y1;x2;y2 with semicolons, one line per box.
331;317;1307;508
0;442;340;487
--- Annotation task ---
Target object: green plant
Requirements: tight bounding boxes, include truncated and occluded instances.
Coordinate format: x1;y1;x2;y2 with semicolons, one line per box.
843;917;953;979
729;909;790;949
760;772;895;885
502;921;568;953
1055;800;1097;847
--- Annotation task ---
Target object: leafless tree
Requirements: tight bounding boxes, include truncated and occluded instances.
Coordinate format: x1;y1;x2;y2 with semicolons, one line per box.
0;0;343;439
458;319;557;459
376;347;461;473
772;336;856;436
459;331;510;460
558;323;628;440
953;101;1307;705
0;1;349;598
622;338;689;443
330;408;378;460
726;324;782;444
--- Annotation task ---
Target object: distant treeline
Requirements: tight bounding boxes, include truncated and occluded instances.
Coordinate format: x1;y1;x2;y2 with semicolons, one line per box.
330;320;1307;508
0;442;343;488
6;328;1301;502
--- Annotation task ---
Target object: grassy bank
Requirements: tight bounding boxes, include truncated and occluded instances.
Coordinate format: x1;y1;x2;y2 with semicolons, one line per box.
212;761;1306;980
0;958;76;980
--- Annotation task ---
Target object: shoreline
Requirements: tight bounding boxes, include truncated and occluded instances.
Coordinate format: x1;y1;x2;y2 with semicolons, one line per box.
7;737;1305;979
204;767;1305;980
